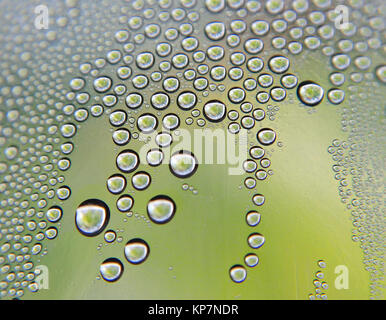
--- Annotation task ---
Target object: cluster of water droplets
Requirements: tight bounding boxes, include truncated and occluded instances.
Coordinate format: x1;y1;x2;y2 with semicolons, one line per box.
0;0;384;298
308;260;328;300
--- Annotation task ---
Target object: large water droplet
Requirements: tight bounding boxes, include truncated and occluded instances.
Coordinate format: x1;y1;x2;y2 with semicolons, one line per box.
147;195;176;224
297;81;324;106
229;265;247;283
124;239;150;264
100;258;123;282
257;128;276;146
75;199;110;237
169;150;198;178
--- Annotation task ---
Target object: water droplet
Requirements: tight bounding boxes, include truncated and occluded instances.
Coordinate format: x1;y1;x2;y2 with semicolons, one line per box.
203;100;226;122
257;128;276;145
75;199;110;237
147;195;176;224
124;239;149;264
297;81;324;106
100;258;123;282
248;233;265;249
170;151;198;178
229;265;247;283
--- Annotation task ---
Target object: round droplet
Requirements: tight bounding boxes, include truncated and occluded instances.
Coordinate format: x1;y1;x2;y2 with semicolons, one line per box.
116;150;139;173
94;77;112;93
269;56;290;74
136;52;154;69
297;81;324;106
75;199;110;236
327;89;345;105
246;211;261;227
147;149;164;166
147;195;176;224
203;100;226;122
132;171;151;190
107;174;126;194
248;233;265;249
177;91;197;110
46;206;62;223
252;194;265;206
162;114;180;131
205;22;226;41
151;92;170;110
112;128;131;146
281;74;298;88
244;253;259;267
257;128;276;146
156;132;173;148
117;195;134;212
124;239;150;264
137;114;158;133
126;93;143;109
228;87;246;103
229;265;247;283
170;151;198;178
100;258;123;282
104;230;117;243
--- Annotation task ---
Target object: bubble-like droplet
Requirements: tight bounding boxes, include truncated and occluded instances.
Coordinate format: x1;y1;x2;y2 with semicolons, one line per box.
210;66;226;81
228;87;246;103
270;87;286;101
100;258;123;282
177;91;197;110
252;194;265;206
281;74;298;89
116;150;139;173
46;206;62;223
46;227;58;239
327;89;345;105
107;174;126;194
147;195;176;224
246;211;261;227
203;100;226;122
207;46;225;61
104;230;117;243
269;56;290;74
116;195;134;212
244;38;264;54
251;20;270;36
124;239;150;264
126;93;143;109
137;114;158;133
257;128;276;146
156;132;173;148
229;265;247;283
248;233;265;249
151;92;170;110
94;76;112;93
132;171;151;190
170;150;198;178
297;81;324;106
112;128;131;146
163;114;180;130
205;21;226;41
75;199;110;237
245;253;259;267
136;52;155;69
